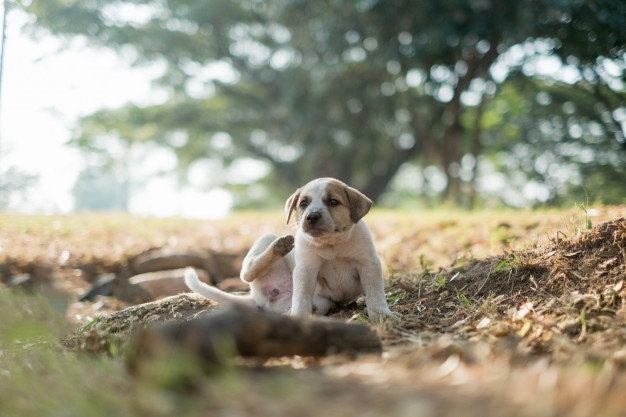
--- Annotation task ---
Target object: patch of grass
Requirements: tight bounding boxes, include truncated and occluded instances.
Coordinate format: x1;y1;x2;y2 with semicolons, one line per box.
81;316;106;333
575;202;593;232
454;287;473;309
0;290;261;417
556;201;596;242
491;254;520;277
387;293;404;306
0;291;133;416
418;254;433;277
3;207;626;416
351;314;372;324
437;274;447;291
475;295;504;316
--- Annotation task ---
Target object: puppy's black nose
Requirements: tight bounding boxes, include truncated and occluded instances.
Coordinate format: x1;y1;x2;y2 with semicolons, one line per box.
306;212;321;225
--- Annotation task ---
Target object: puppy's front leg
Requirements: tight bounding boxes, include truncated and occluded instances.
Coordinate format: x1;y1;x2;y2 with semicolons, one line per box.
359;258;395;320
291;258;321;316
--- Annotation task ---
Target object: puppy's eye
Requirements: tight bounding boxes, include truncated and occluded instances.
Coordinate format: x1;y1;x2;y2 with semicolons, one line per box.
328;199;340;207
299;200;308;208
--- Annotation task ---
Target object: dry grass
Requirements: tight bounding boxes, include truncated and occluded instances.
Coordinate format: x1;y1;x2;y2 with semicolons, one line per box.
2;205;626;416
376;217;626;363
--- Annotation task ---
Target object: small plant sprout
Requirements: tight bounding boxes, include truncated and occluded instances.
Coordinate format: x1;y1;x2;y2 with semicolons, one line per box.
81;316;105;333
438;275;447;290
386;293;404;306
491;253;520;278
575;202;593;231
418;254;433;277
454;287;473;308
348;313;372;324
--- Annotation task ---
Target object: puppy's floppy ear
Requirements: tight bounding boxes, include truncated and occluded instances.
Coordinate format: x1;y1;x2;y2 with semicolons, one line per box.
344;185;373;223
285;188;301;225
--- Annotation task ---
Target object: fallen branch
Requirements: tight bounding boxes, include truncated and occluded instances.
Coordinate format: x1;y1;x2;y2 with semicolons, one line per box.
63;293;216;353
128;305;382;366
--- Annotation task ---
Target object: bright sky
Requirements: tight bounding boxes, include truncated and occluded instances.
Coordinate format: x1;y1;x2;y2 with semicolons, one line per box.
1;7;232;218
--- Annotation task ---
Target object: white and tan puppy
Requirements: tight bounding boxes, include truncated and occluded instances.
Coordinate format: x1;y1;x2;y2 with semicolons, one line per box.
184;177;395;320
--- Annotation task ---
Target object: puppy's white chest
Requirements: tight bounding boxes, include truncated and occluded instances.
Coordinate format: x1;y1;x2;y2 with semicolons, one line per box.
316;258;362;302
315;247;338;260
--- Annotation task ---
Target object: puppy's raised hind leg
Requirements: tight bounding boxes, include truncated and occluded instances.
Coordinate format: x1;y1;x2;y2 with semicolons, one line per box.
240;234;294;283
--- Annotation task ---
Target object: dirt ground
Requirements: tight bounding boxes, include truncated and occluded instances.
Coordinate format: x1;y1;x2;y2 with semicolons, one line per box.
2;206;626;416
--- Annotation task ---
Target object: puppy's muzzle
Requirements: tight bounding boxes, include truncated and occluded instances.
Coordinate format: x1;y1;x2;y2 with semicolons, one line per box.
306;212;322;225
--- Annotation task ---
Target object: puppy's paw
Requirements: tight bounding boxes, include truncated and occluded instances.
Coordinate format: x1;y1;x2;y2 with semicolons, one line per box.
273;234;295;257
367;305;400;322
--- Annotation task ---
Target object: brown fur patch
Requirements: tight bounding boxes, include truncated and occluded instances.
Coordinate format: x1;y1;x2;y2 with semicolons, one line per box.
284;188;301;225
324;181;359;229
325;179;372;223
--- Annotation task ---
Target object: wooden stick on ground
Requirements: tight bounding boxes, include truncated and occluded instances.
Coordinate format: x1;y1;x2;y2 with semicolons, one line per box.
128;305;382;366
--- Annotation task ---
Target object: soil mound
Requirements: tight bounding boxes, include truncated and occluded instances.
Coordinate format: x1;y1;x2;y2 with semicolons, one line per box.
383;217;626;365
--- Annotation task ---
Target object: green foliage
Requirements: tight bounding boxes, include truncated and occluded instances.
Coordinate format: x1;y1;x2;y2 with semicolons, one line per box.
0;290;250;416
438;275;447;291
418;254;433;277
575;201;593;231
454;287;473;308
491;253;520;277
387;293;404;306
0;291;131;417
17;0;626;207
481;75;626;208
80;315;105;333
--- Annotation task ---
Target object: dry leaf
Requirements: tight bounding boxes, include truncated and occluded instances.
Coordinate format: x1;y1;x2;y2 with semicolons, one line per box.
398;280;416;292
518;321;532;337
599;257;618;270
514;302;534;320
476;317;491;329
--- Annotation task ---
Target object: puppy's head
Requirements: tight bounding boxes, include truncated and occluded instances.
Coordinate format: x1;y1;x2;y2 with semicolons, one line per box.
285;178;372;241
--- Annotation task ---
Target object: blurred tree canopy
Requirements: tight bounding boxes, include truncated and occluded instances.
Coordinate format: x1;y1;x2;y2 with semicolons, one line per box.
19;0;626;208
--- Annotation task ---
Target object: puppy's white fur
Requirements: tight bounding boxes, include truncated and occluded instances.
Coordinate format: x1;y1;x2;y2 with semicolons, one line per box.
185;177;395;320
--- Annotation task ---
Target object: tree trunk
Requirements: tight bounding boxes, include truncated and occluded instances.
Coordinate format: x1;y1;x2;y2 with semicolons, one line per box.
360;143;423;203
465;96;487;208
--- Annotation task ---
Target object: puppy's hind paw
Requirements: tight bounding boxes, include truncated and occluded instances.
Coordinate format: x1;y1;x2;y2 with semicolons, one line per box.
273;234;295;257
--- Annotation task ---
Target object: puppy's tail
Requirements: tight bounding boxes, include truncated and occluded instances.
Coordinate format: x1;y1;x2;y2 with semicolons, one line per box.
184;267;255;307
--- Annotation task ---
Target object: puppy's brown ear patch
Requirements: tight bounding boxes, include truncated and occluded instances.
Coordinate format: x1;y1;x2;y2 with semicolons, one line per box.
285;189;301;225
345;186;373;223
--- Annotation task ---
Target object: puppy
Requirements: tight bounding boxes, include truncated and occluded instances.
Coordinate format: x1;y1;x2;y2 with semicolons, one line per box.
185;177;395;320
